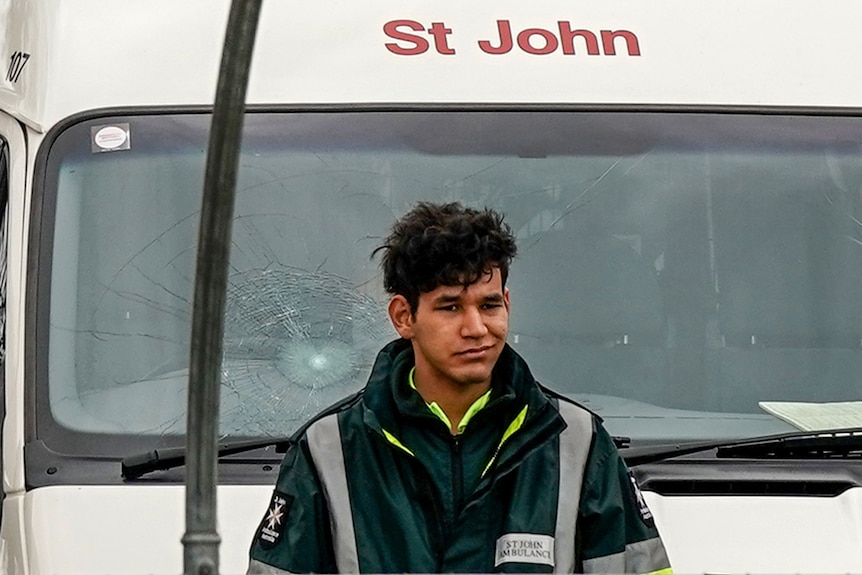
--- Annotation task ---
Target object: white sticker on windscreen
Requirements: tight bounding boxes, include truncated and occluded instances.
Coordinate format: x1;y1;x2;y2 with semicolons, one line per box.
91;123;131;153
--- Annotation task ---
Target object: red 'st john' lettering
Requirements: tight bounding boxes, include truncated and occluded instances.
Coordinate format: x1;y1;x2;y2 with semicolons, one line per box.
558;22;600;55
601;30;641;56
479;20;641;56
383;20;455;55
383;20;430;55
517;28;558;55
478;20;514;54
427;22;455;55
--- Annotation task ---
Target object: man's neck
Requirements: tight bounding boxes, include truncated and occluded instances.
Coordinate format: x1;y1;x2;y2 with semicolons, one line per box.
411;368;491;434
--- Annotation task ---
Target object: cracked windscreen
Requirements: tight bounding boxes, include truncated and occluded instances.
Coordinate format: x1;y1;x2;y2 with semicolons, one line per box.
39;111;862;448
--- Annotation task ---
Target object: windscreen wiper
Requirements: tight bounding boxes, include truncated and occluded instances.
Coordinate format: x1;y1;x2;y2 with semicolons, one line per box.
622;427;862;466
122;437;291;480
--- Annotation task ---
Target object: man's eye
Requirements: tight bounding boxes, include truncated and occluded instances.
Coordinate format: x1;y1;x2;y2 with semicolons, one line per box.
437;305;459;312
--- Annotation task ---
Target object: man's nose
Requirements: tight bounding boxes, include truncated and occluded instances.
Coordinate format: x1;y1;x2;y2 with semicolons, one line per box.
461;307;489;337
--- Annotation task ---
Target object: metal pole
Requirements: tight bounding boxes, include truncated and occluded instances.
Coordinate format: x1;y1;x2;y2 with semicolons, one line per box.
184;2;262;575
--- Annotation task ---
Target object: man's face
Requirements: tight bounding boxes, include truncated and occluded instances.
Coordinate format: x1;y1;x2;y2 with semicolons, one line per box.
389;268;510;391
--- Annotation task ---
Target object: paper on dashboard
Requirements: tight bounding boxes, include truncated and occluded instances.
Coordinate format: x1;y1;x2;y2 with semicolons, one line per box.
758;400;862;432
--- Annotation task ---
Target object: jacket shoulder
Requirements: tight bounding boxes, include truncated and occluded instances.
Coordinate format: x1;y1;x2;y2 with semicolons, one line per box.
290;389;365;442
536;381;603;422
541;387;633;451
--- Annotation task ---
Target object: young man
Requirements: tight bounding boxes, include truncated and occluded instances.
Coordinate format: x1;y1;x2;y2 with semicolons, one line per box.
248;202;672;574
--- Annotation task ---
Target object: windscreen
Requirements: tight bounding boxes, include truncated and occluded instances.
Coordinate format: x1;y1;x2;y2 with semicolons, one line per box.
38;110;862;450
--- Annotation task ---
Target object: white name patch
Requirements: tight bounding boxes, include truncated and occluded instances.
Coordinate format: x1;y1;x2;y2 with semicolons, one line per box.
495;533;555;567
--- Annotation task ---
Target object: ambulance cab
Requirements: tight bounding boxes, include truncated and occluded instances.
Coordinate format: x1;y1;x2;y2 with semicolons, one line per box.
0;1;861;573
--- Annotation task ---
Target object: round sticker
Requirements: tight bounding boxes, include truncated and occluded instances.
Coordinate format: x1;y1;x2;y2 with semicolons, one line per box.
94;126;128;150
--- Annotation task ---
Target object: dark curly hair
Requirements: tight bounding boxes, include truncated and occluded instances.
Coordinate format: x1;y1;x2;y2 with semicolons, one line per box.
374;202;518;313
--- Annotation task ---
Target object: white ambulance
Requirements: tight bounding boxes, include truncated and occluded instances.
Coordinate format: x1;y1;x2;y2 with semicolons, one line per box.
1;0;861;573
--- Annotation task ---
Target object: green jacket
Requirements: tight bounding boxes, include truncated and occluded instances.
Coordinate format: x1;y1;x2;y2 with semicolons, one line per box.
249;339;672;574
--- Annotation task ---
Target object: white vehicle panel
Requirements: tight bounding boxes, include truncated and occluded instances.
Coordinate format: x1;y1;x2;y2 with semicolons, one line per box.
646;488;862;574
2;1;862;131
7;485;272;575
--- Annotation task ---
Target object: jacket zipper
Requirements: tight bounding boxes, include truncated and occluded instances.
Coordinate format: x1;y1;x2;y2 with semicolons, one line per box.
451;435;464;516
374;427;449;564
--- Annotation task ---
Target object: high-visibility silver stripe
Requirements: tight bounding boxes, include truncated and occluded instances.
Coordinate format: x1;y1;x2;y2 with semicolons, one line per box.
554;401;594;573
306;414;359;573
624;536;672;574
583;550;625;574
246;558;297;574
582;537;671;574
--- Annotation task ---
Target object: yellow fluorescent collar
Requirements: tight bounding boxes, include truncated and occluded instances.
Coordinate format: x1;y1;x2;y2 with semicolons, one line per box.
409;367;492;434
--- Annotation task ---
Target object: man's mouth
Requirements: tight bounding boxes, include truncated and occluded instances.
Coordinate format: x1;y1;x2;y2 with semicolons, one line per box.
458;345;493;357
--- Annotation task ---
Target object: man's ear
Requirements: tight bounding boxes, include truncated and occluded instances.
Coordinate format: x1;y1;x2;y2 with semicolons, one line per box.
388;295;415;339
504;287;511;312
